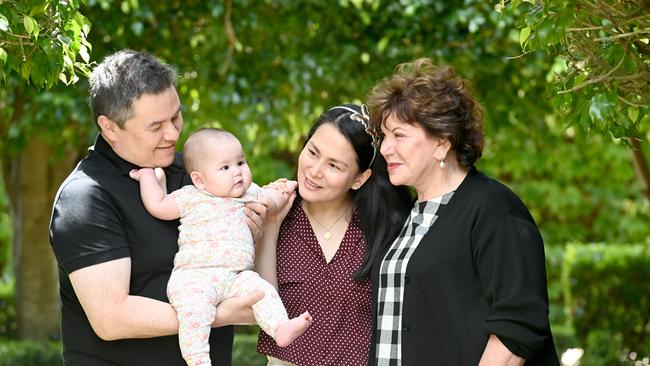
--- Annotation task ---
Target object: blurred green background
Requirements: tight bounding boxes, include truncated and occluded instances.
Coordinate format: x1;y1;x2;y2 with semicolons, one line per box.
1;0;649;365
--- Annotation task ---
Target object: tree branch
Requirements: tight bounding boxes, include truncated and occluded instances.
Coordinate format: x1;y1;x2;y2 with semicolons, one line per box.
0;40;35;47
220;0;240;76
617;95;646;108
558;51;627;94
594;31;650;42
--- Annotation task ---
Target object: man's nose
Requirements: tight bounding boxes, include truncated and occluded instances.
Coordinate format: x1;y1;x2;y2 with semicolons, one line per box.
163;121;180;141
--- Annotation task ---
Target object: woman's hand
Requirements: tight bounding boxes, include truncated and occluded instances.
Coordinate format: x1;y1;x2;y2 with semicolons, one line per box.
244;201;267;242
212;290;264;327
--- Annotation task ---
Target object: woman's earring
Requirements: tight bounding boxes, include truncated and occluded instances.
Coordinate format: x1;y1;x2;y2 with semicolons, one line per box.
439;159;445;169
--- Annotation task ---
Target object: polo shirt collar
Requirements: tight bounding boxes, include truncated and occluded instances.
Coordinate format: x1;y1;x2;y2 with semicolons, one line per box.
91;133;141;176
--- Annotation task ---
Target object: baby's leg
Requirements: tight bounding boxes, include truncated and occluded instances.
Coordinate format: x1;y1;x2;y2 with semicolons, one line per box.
168;270;218;366
228;270;312;347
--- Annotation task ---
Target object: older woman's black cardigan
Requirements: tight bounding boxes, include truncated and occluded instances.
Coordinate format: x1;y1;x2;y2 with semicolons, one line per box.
370;167;559;365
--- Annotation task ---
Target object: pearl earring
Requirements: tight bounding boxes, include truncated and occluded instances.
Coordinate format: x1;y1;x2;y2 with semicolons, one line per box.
439;159;445;169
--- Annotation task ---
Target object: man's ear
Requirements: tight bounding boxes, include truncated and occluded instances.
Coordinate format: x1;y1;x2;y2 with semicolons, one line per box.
352;169;373;190
190;171;204;190
97;115;119;142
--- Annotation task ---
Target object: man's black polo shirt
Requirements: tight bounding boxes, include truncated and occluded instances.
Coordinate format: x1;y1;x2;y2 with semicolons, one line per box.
50;134;233;365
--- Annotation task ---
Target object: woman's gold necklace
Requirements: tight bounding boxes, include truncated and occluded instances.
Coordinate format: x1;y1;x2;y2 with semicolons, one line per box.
304;204;349;240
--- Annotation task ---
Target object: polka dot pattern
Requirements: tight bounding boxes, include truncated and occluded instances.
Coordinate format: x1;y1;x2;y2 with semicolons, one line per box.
257;200;372;366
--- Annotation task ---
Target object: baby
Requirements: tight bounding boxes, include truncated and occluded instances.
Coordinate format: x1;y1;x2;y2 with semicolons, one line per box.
130;128;312;366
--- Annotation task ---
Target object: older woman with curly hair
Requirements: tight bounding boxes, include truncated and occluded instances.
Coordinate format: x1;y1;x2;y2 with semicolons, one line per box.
366;59;559;366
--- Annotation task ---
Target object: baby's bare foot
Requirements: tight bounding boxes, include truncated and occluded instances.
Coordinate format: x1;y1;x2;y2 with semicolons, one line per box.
274;311;312;347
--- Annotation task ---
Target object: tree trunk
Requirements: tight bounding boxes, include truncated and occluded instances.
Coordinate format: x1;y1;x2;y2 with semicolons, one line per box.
8;136;77;342
630;138;650;204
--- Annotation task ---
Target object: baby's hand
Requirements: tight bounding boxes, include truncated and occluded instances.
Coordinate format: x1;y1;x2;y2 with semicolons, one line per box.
265;178;298;195
261;179;297;220
129;167;156;182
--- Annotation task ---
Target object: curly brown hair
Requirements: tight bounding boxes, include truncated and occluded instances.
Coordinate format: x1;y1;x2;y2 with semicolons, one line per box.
366;58;485;167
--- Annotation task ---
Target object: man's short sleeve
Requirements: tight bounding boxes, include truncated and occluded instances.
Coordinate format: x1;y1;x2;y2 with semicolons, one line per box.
50;176;131;274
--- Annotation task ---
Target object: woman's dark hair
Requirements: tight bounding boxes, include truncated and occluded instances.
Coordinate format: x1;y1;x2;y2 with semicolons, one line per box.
367;58;485;167
304;104;413;281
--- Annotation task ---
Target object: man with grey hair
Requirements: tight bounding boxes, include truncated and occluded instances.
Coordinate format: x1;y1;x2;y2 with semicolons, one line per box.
50;50;265;365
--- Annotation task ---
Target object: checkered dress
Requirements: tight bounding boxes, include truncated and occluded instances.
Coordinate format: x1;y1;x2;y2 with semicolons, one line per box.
375;192;454;366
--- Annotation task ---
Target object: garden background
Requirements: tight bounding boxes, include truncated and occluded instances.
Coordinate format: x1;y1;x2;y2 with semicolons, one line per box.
1;0;649;365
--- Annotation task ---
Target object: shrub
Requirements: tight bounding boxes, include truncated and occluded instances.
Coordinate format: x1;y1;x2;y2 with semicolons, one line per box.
0;279;16;339
562;243;650;354
545;245;566;326
579;330;627;366
0;340;62;366
0;334;268;366
232;332;266;366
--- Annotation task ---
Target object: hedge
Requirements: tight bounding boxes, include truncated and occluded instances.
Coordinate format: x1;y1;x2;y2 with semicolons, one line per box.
0;340;62;366
0;334;266;366
561;243;650;357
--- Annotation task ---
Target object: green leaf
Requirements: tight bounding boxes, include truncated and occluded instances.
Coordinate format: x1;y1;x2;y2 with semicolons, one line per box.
377;37;389;53
30;2;49;16
589;93;616;124
639;113;650;131
24;15;36;35
519;26;531;49
20;61;31;81
79;45;90;63
30;64;46;87
0;47;7;65
627;107;639;122
0;14;10;32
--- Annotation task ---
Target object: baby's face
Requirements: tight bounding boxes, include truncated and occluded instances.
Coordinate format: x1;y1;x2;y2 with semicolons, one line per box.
195;136;252;198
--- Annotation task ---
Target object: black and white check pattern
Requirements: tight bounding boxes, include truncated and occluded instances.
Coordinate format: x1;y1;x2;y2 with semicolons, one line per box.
375;192;454;366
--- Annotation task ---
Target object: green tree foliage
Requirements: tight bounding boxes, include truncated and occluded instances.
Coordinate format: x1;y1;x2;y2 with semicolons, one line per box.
1;0;94;168
499;0;649;137
0;0;92;88
0;0;647;246
69;0;648;244
498;0;650;202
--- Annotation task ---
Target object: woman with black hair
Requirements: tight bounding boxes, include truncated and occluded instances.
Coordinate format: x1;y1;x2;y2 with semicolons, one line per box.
256;104;412;366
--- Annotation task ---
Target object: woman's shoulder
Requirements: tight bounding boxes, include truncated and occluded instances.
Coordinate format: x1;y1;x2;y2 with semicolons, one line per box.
461;167;534;221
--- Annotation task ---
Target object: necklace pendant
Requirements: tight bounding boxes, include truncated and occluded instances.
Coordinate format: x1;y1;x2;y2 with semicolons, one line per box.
324;231;332;240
